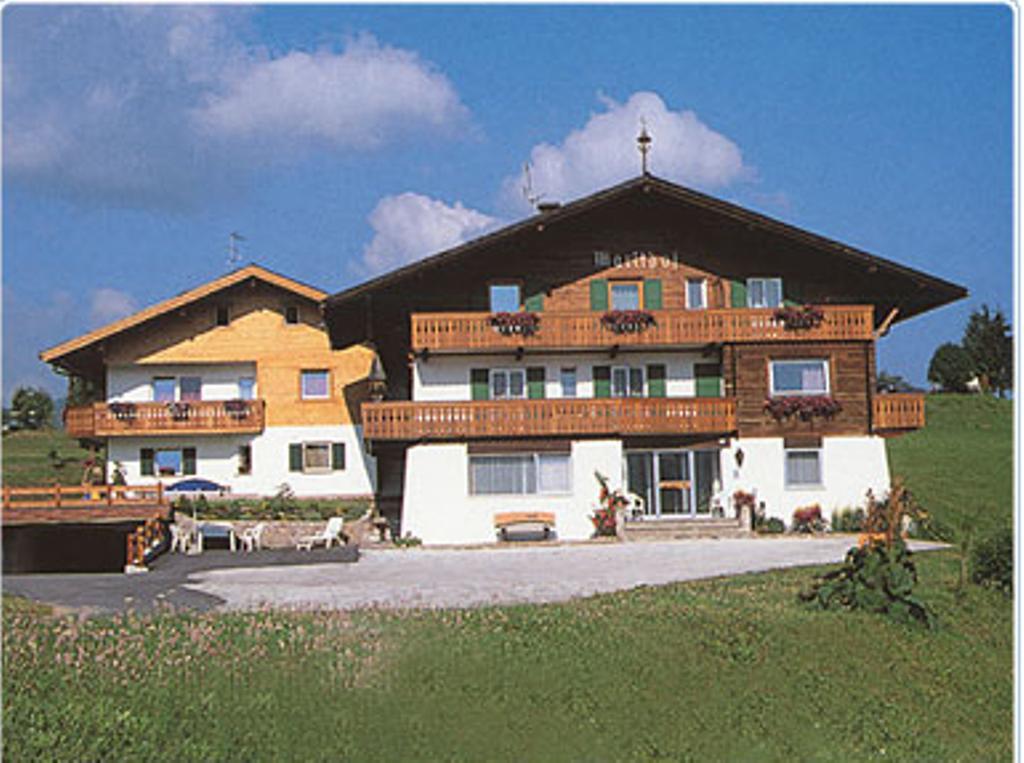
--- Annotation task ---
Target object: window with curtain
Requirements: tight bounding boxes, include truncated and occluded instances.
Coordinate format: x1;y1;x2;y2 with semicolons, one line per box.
747;278;783;308
180;376;202;402
469;453;571;495
770;360;829;395
490;369;526;400
686;278;706;309
785;449;822;487
152;377;176;402
610;281;641;310
560;367;577;398
612;366;646;397
301;370;329;399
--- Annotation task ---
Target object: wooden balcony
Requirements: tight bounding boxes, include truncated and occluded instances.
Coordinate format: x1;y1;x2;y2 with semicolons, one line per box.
64;400;266;438
411;305;875;354
872;393;926;433
362;397;737;441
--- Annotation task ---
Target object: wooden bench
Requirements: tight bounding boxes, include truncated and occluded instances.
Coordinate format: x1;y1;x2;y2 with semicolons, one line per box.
494;511;556;541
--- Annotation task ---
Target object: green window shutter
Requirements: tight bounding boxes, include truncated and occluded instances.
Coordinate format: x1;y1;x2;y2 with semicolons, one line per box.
331;443;346;470
527;367;546;399
470;369;490;401
695;364;723;398
140;448;154;476
730;280;747;308
647;364;667;398
590;279;609;311
289;443;303;472
524;292;544;312
643;279;663;310
593;366;611;398
182;448;197;476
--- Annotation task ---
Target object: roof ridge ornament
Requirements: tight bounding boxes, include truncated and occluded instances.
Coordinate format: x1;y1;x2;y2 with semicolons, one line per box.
637;120;652;175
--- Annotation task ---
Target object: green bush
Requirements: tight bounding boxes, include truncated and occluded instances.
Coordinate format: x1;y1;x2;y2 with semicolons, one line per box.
971;526;1013;594
831;507;866;533
801;538;936;629
172;494;371;522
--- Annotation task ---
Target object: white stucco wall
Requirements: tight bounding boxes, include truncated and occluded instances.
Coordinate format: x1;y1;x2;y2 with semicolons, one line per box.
413;352;709;401
108;363;257;402
721;435;890;525
107;424;375;497
401;439;623;544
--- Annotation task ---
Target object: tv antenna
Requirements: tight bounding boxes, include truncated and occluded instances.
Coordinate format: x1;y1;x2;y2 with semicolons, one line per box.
227;231;246;267
637;119;652;175
521;163;545;210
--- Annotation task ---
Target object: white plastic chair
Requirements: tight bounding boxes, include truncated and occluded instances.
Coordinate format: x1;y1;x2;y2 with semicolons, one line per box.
625;492;647;520
168;522;193;554
296;517;345;551
239;522;267;553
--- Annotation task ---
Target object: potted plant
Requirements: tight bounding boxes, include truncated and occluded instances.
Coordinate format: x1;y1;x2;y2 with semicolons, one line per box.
224;399;250;420
108;401;137;422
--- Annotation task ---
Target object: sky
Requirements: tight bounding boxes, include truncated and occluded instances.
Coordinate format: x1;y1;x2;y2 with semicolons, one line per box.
2;4;1015;403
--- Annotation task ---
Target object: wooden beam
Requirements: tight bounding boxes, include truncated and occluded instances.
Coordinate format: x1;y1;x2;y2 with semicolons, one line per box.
874;307;900;339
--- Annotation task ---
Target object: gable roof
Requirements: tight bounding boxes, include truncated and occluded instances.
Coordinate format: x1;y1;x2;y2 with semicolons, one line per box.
41;264;327;367
324;173;966;322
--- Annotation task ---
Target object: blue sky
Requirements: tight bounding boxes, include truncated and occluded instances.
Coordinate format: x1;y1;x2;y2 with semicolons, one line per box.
3;4;1014;402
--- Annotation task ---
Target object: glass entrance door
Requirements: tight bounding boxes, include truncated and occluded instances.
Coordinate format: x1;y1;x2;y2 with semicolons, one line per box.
625;449;721;519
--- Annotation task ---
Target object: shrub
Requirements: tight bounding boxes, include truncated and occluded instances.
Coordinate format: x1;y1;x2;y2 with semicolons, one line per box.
753;502;784;534
832;507;866;533
393;533;423;548
971;526;1013;594
801;537;937;629
590;471;627;537
791;504;825;534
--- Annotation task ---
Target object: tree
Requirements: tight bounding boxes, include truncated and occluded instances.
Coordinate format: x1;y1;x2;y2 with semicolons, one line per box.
9;387;55;430
65;374;102;409
962;305;1013;397
876;371;917;393
927;343;973;393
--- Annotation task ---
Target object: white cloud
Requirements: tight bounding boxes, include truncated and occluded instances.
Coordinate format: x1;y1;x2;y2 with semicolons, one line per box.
90;288;137;327
363;193;498;273
504;91;750;211
194;35;466;149
4;9;468;208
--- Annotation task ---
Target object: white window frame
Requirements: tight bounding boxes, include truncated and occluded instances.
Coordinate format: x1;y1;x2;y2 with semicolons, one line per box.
784;448;824;489
685;278;707;310
490;368;526;400
152;376;176;403
302;442;332;474
610;281;642;311
468;452;572;496
560;367;577;399
612;365;646;398
154;449;183;477
747;277;784;308
300;370;330;400
769;359;830;397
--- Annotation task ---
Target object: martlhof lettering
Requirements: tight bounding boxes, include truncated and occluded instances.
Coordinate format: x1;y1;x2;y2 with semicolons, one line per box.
593;250;680;269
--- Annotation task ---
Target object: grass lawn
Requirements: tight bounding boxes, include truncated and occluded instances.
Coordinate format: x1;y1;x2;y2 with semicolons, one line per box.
887;394;1013;533
2;396;1012;760
1;428;100;487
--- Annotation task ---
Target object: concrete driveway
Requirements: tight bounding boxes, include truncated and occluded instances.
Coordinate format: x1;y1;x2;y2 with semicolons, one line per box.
5;537;946;615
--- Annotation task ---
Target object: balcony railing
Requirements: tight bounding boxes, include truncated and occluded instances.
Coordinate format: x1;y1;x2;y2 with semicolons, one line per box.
65;400;266;438
411;305;875;353
362;397;737;441
872;393;926;432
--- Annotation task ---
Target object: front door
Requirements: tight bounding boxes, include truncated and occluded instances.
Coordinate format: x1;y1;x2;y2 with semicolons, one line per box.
625;450;721;518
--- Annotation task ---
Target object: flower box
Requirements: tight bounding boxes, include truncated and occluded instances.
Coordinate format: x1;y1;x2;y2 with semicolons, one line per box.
600;310;656;334
489;311;540;337
764;395;842;422
108;402;137;421
773;305;825;330
224;399;251;420
167;402;191;422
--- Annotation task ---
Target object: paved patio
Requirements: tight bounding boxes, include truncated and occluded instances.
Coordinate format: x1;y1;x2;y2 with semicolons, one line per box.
4;537;946;615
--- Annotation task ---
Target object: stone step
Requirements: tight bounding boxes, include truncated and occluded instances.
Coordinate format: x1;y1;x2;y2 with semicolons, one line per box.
623;519;751;541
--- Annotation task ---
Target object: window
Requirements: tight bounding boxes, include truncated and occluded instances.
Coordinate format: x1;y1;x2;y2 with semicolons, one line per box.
770;359;829;396
612;366;646;398
147;448;196;477
238;445;252;475
610;281;641;311
686;278;706;310
152;377;176;403
489;283;521;313
301;370;329;399
785;449;823;487
180;376;202;402
560;367;577;398
215;305;230;326
490;369;526;400
469;453;571;495
303;443;331;472
238;377;256;400
285;305;300;324
747;278;783;308
289;442;345;473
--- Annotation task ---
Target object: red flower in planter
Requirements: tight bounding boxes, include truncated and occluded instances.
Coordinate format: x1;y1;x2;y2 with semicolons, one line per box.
600;310;656;334
489;312;540;337
764;396;842;422
773;305;826;330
